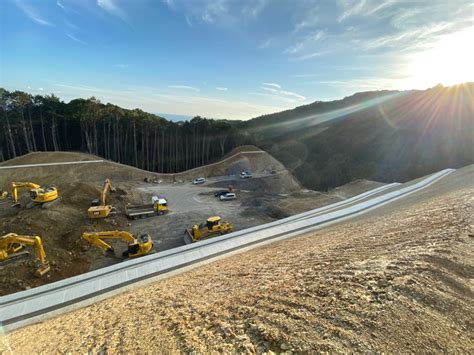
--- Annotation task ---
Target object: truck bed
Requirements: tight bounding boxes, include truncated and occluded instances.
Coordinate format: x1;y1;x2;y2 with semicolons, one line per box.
125;204;156;219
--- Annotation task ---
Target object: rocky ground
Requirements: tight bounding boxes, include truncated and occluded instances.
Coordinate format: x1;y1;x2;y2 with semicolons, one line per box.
2;168;472;353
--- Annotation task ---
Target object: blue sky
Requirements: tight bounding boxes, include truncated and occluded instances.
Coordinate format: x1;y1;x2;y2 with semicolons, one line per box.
1;0;473;119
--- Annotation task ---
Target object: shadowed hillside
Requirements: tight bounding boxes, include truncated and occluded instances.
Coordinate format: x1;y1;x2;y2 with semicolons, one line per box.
249;83;474;190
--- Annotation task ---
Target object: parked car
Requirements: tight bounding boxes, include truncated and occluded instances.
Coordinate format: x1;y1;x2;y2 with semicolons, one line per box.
214;190;229;198
240;171;252;179
220;192;236;201
193;177;206;185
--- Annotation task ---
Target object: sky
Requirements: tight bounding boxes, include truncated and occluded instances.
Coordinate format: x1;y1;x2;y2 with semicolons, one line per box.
1;0;473;120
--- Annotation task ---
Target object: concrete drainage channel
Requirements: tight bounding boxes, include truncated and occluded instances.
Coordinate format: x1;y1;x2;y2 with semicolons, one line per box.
0;169;455;331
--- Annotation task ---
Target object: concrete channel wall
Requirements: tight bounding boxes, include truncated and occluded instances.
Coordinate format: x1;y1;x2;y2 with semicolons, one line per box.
0;169;455;331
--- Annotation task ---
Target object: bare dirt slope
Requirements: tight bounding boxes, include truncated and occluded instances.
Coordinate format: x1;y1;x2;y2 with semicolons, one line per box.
3;167;472;353
0;147;300;295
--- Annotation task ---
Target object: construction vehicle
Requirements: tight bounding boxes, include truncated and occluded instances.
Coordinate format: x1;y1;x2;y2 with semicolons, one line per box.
82;230;154;258
125;198;168;219
184;216;233;244
0;233;51;276
11;181;61;208
88;178;116;219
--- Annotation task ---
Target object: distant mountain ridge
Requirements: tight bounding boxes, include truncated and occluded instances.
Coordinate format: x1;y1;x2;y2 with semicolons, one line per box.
246;83;473;190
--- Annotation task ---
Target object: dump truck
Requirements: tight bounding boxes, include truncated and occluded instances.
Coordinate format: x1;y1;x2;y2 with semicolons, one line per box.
125;198;168;219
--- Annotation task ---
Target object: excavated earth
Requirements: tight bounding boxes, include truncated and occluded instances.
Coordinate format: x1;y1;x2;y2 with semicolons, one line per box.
0;147;381;295
1;166;473;353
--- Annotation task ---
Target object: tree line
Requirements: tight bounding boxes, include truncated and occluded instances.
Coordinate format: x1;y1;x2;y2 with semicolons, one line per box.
0;89;249;173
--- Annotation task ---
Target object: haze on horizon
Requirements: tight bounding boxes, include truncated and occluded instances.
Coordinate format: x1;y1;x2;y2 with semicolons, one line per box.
1;0;473;120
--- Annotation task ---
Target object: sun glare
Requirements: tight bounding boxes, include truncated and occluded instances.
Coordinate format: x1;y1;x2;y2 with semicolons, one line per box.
405;27;474;88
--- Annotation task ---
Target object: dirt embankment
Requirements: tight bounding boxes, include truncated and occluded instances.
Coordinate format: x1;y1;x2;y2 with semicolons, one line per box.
3;171;472;353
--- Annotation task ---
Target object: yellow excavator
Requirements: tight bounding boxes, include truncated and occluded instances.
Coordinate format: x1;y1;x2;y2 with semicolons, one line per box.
0;233;51;276
82;230;154;258
11;181;61;208
88;178;116;219
184;216;233;244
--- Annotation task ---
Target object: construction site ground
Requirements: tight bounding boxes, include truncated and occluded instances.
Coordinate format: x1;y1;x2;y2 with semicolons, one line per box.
2;166;472;353
0;148;383;295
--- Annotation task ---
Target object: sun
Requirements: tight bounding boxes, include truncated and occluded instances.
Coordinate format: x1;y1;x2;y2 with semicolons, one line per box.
404;27;474;88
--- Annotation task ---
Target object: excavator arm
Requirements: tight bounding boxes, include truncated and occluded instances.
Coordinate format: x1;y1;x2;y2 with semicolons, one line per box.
82;230;154;258
101;179;115;206
11;182;40;204
82;231;136;254
0;233;51;276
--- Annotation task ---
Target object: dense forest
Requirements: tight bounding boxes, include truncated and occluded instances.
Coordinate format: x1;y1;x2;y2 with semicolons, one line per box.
1;84;472;190
0;89;248;172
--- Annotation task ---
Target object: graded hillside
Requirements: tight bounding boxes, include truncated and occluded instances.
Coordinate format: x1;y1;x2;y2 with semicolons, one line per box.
3;166;472;353
0;146;299;190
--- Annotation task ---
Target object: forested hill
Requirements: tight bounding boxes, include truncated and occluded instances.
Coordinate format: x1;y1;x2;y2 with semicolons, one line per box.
1;83;472;190
0;90;247;173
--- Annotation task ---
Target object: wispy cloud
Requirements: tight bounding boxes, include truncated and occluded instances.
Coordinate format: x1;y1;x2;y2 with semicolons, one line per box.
216;87;228;91
242;0;268;19
66;33;87;45
56;1;65;10
262;82;281;89
114;64;129;69
283;30;326;55
97;0;128;22
255;83;305;103
294;50;330;61
14;0;54;26
169;85;200;92
259;38;274;50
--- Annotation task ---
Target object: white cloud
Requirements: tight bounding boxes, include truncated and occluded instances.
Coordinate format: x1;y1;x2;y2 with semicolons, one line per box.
337;0;367;22
114;63;129;69
66;33;87;45
259;38;274;50
262;82;281;89
57;1;65;10
169;85;200;92
256;83;306;103
38;88;44;91
14;0;54;26
97;0;128;22
185;16;193;27
216;87;228;91
294;50;330;61
242;0;268;18
283;30;325;55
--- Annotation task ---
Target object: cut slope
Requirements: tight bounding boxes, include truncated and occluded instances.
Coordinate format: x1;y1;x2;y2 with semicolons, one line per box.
0;146;299;191
3;167;472;353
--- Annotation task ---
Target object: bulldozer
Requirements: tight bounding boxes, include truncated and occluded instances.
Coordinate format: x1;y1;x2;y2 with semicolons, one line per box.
82;230;154;258
11;181;61;208
0;233;51;276
88;178;116;219
184;216;233;244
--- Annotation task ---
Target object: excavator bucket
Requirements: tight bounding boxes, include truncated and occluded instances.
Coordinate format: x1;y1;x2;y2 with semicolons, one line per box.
35;263;51;277
184;229;194;245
